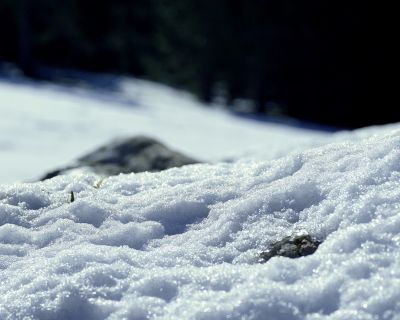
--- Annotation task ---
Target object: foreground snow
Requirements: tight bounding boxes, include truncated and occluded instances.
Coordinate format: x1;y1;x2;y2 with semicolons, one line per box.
1;130;400;319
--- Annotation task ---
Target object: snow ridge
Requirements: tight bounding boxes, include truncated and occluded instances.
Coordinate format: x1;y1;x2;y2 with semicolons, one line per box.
1;130;400;319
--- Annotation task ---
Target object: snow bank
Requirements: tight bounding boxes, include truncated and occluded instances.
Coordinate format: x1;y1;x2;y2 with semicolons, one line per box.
0;78;329;183
1;129;400;319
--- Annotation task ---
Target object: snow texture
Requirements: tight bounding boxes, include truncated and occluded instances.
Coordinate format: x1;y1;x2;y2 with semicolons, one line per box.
1;129;400;319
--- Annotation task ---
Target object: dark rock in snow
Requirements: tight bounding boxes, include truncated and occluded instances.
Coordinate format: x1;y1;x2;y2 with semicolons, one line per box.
259;234;321;263
41;136;200;180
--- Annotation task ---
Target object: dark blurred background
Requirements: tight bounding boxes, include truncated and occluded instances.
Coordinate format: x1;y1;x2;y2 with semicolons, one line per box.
0;0;391;128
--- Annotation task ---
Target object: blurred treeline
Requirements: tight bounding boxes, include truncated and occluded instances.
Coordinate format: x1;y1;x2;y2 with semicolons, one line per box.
0;0;391;128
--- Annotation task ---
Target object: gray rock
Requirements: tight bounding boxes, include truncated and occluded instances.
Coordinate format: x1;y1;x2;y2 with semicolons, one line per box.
41;136;200;180
259;234;321;263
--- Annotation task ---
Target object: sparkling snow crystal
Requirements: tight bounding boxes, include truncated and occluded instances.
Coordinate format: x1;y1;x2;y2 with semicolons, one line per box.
1;130;400;319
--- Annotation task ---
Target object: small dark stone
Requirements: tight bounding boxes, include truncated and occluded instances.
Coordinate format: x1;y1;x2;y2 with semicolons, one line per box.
259;234;321;263
40;136;201;180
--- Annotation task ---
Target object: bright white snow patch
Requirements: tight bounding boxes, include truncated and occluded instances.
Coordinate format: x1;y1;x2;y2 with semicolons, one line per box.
1;130;400;319
0;78;330;183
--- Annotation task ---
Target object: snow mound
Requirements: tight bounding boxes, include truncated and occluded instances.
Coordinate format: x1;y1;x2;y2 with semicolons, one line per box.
1;130;400;319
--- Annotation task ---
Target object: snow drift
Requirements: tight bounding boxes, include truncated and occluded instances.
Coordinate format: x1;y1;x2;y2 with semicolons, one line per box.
1;130;400;319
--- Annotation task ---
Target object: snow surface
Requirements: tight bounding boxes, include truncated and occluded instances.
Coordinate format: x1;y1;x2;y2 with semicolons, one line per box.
1;129;400;319
2;75;400;319
0;78;332;184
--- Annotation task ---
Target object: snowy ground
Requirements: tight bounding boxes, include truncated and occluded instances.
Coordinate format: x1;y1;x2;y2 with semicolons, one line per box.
1;75;400;319
0;77;334;184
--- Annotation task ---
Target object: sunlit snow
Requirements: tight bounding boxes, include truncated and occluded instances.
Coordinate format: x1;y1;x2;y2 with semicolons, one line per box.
0;78;331;183
1;77;400;319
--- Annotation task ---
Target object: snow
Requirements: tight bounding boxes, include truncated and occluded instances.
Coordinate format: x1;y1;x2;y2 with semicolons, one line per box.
0;78;330;184
1;75;400;319
0;128;400;319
